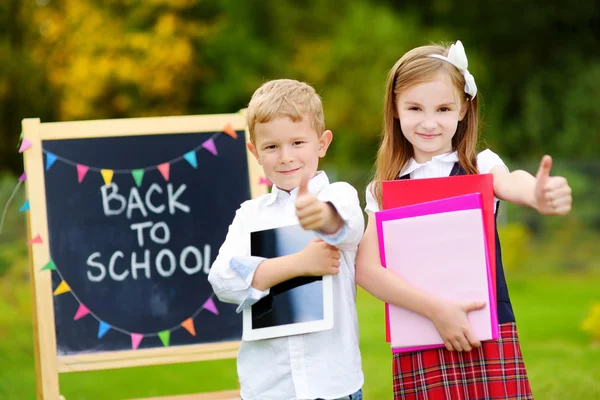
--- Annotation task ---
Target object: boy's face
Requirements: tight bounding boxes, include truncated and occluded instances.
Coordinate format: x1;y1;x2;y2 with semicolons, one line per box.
248;115;332;192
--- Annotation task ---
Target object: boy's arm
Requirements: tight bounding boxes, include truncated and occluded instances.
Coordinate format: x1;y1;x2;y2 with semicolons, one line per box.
491;155;572;215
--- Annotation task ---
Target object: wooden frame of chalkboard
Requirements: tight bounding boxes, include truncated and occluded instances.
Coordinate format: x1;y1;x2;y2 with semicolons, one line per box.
22;113;266;400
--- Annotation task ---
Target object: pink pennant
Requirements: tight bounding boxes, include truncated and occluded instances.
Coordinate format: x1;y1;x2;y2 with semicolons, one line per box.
74;304;90;320
76;164;89;183
19;139;32;153
202;297;219;315
131;333;143;350
27;234;43;245
157;163;170;181
202;138;218;156
18;172;27;181
259;177;272;186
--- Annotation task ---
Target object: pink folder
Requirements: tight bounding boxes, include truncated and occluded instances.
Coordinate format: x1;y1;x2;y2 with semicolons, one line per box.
375;193;499;353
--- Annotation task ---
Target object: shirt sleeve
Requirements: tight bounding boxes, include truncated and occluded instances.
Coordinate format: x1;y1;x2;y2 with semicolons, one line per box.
315;182;365;250
207;203;270;308
477;149;509;174
364;182;380;214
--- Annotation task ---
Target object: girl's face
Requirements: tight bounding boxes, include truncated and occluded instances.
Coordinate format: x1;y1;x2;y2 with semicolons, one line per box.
396;72;467;163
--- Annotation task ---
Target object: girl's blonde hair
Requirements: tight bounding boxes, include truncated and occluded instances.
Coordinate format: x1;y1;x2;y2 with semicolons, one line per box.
371;43;480;208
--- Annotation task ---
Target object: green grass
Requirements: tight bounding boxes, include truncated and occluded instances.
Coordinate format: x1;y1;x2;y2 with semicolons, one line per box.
0;270;599;399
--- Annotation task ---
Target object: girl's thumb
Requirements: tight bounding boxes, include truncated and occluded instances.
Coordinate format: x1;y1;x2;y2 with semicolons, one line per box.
463;301;486;312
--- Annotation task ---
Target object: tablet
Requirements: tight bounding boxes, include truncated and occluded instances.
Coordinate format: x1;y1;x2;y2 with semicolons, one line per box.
242;224;334;341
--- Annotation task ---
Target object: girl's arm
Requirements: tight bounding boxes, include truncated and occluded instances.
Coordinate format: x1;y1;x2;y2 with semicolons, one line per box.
491;155;572;215
356;212;486;352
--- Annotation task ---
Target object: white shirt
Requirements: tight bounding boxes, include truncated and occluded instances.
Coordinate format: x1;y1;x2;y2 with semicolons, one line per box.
208;172;364;400
365;149;508;213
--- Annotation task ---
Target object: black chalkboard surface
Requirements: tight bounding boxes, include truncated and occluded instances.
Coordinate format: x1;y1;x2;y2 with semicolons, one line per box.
42;130;248;354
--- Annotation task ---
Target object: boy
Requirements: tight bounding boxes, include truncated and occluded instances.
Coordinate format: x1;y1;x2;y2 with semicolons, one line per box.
208;79;364;400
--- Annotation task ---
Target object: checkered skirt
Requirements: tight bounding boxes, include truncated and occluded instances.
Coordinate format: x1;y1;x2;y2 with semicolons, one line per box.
392;322;533;399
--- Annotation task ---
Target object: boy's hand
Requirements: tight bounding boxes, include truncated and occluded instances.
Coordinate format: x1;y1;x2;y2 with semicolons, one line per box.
295;176;343;233
299;238;341;276
534;155;572;216
430;299;486;352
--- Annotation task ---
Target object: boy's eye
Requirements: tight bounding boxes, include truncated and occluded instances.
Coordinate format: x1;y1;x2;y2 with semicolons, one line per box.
293;141;305;146
264;145;277;150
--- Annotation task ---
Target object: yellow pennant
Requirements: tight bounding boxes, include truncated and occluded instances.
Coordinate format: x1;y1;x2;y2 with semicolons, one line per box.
101;169;114;186
53;280;71;296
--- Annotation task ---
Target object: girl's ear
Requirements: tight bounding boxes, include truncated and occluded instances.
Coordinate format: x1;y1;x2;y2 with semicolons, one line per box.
459;100;470;121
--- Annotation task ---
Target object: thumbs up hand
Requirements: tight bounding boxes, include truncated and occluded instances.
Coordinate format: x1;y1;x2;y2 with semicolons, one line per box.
534;155;572;216
295;175;343;233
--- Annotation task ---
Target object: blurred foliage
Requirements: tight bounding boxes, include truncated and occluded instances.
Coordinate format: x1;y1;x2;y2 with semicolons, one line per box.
582;303;600;343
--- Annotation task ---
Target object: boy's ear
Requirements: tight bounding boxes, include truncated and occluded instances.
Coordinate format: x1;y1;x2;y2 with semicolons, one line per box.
318;130;333;158
247;141;261;165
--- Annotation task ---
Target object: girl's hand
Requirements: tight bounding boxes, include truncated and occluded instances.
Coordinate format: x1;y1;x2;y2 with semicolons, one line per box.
534;155;572;216
430;299;486;352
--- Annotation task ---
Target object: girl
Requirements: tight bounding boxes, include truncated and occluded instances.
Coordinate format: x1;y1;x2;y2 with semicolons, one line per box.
356;40;572;399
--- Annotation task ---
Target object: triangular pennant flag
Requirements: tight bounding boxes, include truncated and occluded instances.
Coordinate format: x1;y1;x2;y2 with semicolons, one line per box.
259;177;272;186
183;151;198;169
202;138;218;156
41;260;56;271
27;234;43;245
223;123;238;139
202;297;219;315
18;172;27;181
131;333;143;350
98;321;111;339
53;281;71;295
74;304;90;320
101;169;114;186
19;200;30;212
158;330;170;347
181;318;196;336
45;153;58;170
157;163;170;181
131;169;144;187
77;164;89;183
19;139;32;153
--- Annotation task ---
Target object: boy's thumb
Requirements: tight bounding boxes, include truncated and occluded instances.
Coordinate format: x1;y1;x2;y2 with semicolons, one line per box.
462;301;486;313
298;175;309;195
535;155;552;182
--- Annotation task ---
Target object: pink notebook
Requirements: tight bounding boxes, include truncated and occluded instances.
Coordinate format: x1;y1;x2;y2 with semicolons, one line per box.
375;193;499;353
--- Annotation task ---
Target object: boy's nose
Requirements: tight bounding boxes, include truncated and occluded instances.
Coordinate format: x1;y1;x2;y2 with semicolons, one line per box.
278;148;293;163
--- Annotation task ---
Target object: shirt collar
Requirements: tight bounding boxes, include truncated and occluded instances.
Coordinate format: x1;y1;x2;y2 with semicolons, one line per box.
265;171;330;206
399;151;458;177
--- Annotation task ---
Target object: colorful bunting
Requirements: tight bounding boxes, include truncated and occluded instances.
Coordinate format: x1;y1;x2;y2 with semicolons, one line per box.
53;281;71;295
183;151;198;168
101;169;114;186
19;200;30;212
223;123;238;139
74;304;90;320
202;138;218;156
77;164;89;183
41;260;56;271
259;177;272;186
98;321;111;339
45;153;58;170
157;163;170;181
158;330;170;347
202;297;219;315
131;333;143;350
181;318;196;336
19;139;32;153
18;172;27;182
27;234;43;245
131;169;144;187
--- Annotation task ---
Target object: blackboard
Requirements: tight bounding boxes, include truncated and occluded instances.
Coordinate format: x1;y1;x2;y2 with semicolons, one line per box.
22;114;265;399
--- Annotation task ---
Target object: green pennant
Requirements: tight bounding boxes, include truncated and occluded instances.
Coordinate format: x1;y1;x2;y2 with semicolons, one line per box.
158;330;170;347
131;169;144;187
41;260;56;271
17;131;23;149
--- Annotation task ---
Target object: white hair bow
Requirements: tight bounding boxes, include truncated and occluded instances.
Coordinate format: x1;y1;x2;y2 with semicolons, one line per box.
429;40;477;99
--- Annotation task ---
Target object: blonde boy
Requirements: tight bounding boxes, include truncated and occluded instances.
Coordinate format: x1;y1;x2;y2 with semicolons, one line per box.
208;79;364;400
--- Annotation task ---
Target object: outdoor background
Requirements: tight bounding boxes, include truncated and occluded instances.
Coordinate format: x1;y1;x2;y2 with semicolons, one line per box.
0;0;599;399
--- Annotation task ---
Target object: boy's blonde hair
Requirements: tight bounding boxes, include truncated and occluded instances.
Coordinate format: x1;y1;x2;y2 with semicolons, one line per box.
371;43;480;208
246;79;325;143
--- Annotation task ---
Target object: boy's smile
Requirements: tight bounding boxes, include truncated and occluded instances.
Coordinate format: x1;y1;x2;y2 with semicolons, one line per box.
248;115;332;192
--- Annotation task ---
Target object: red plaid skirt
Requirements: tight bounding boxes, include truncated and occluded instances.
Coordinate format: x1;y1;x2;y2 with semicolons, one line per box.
392;322;533;399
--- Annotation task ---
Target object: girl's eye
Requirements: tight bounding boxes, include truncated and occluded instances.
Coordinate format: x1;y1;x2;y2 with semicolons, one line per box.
439;107;451;112
409;107;420;111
